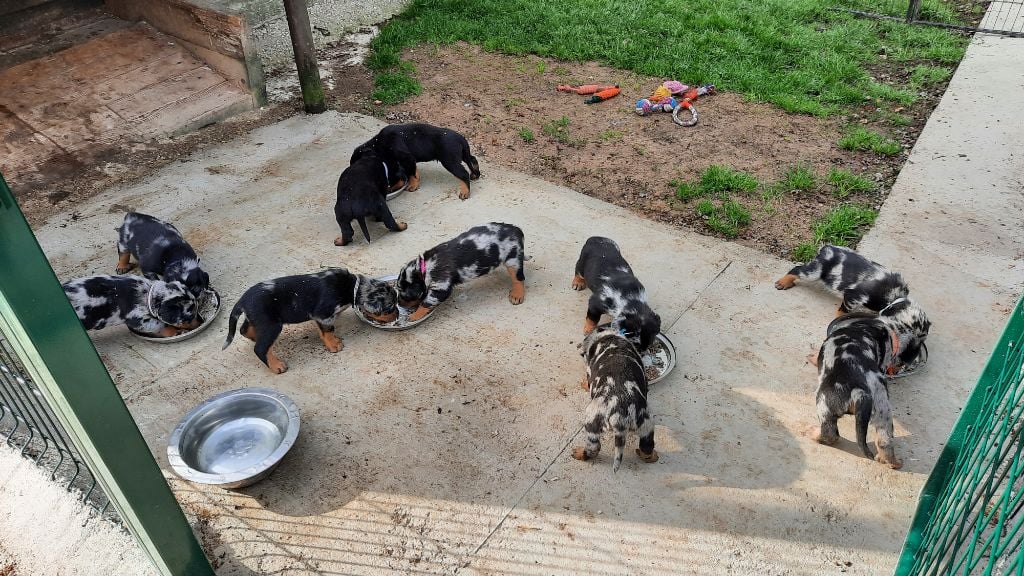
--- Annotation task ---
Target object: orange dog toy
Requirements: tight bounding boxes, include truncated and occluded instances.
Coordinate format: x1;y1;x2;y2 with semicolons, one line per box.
556;84;612;95
585;86;621;104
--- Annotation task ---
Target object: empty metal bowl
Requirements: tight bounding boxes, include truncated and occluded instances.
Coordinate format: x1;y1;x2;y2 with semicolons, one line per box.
353;274;436;331
131;287;221;343
167;388;300;489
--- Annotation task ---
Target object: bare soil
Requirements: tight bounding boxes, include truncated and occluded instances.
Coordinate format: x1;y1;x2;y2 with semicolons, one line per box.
11;37;953;260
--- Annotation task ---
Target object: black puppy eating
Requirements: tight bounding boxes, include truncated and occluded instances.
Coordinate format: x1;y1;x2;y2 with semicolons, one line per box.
813;298;930;469
572;236;662;352
572;326;659;472
395;223;526;322
775;244;910;316
63;275;200;337
223;269;397;374
351;123;481;200
334;152;408;246
116;212;210;295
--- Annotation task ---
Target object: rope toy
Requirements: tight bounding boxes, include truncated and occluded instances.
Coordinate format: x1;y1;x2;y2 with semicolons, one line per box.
635;81;716;126
556;84;621;104
672;84;716;127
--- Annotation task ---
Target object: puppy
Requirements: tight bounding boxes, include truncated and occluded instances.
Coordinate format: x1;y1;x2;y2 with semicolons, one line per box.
334;151;408;246
351;123;481;200
395;223;525;322
63;275;200;337
813;298;931;469
572;236;662;351
775;244;909;316
572;326;659;472
116;212;210;296
223;269;397;374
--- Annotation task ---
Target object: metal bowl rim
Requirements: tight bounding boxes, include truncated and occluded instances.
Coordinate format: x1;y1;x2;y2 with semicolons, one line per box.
353;274;437;331
386;188;405;201
131;287;222;343
648;332;677;385
167;387;300;486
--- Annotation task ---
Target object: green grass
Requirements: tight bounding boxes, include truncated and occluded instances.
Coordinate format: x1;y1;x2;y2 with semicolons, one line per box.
839;127;902;156
696;198;752;238
372;69;422;104
366;0;968;113
542;116;579;145
909;64;952;89
676;165;758;200
780;165;817;192
792;202;877;260
600;130;624;141
535;60;547;74
519;127;535;143
827;168;875;198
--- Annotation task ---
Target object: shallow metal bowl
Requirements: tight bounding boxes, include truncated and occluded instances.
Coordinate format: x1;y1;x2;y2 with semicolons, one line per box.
167;388;300;489
645;333;677;385
353;274;436;331
386;187;405;201
131;288;221;343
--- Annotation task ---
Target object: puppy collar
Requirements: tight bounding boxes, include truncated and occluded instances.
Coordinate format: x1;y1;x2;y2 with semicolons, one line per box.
880;297;907;315
418;255;427;276
382;162;389;183
886;328;901;376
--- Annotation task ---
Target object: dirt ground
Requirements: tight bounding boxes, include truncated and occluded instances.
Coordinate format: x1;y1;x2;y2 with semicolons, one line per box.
9;36;951;260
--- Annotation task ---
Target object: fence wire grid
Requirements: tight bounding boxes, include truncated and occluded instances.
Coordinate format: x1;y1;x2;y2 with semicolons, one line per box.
835;0;1024;37
897;298;1024;575
0;330;119;522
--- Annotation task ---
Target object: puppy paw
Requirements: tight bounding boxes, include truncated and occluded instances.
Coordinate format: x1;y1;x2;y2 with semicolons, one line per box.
876;451;903;470
458;182;471;200
322;333;344;353
808;427;839;445
115;265;136;274
774;274;797;290
579;377;590;391
268;359;288;374
396;222;408;232
806;353;819;367
508;288;525;305
334;236;350;247
571;447;592;461
636;449;659;463
571;275;587;291
407;179;420;192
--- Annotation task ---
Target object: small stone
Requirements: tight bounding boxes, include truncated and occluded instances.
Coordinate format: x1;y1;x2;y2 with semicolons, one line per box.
373;99;382;105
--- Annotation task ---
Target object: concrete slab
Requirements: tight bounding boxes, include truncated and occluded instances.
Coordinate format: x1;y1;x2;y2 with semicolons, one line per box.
27;105;1012;574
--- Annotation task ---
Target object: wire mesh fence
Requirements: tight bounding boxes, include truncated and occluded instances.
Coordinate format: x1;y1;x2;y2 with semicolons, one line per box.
0;329;119;522
897;297;1024;575
834;0;1024;37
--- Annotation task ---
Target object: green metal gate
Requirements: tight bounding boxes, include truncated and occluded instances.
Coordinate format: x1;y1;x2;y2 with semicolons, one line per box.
896;296;1024;574
0;173;214;576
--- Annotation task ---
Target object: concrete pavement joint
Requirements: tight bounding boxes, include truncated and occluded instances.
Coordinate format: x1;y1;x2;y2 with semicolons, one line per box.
666;260;733;333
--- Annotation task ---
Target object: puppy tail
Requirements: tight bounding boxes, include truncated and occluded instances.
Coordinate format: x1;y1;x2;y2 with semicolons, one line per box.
612;429;626;473
222;301;243;350
852;388;874;459
356;217;371;243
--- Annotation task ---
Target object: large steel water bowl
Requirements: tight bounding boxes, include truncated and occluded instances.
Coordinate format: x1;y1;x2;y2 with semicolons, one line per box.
167;388;300;489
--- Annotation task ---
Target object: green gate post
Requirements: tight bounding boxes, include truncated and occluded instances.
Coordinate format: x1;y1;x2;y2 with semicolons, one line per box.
0;174;214;576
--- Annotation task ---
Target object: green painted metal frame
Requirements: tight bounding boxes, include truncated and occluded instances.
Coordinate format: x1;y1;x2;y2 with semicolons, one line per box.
895;295;1024;574
0;174;214;576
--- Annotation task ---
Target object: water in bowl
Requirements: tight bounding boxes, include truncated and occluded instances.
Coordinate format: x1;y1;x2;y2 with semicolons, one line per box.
196;417;283;474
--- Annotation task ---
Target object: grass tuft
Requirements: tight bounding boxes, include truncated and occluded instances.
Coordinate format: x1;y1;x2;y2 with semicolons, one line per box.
518;127;535;143
371;71;421;105
827;168;875;198
677;165;758;200
780;165;817;192
792;243;819;262
839;127;902;156
542;116;580;145
909;64;952;89
696;198;752;238
812;203;878;245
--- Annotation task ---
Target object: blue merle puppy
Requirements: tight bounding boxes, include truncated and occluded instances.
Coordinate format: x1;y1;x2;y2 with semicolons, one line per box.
223;269;397;374
116;212;210;296
813;298;931;469
775;244;912;316
572;325;658;472
572;236;662;352
394;223;526;322
63;275;200;337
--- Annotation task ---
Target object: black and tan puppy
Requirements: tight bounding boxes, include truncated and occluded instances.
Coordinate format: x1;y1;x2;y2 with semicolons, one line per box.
813;298;931;469
395;223;525;322
572;236;662;352
572;326;659;472
351;123;481;200
63;275;200;337
775;244;910;316
116;212;210;296
223;269;397;374
334;152;408;246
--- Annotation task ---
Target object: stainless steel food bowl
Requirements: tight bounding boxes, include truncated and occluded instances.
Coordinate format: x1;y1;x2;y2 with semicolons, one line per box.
647;333;677;385
353;274;436;331
167;388;300;489
131;288;221;343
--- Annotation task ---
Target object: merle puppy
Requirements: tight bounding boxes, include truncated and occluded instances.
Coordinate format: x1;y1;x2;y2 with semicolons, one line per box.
116;212;210;296
775;244;910;315
63;275;200;337
395;223;526;322
572;326;659;472
350;123;481;200
572;236;662;352
813;298;931;469
223;269;397;374
334;151;408;246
